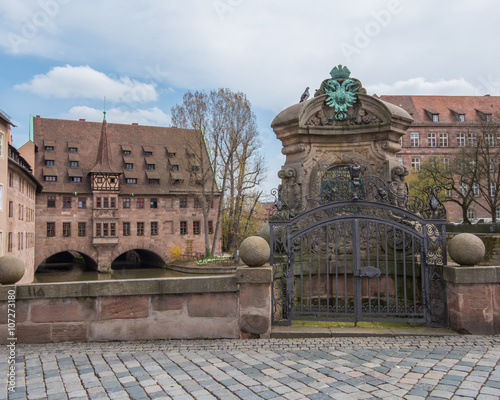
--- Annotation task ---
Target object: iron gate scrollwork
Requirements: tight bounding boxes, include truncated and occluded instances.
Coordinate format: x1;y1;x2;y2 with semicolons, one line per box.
269;167;448;327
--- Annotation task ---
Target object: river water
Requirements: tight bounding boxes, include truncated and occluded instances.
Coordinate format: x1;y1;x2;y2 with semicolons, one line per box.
34;264;203;283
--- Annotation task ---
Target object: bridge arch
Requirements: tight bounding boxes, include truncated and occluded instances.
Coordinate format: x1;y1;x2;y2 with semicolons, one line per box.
35;245;98;272
110;243;169;268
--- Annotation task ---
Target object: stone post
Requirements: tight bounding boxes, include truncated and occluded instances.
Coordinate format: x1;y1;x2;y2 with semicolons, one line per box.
236;266;272;339
443;266;500;335
444;233;499;334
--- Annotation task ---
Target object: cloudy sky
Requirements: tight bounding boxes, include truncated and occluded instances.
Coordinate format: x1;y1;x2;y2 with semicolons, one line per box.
1;0;499;194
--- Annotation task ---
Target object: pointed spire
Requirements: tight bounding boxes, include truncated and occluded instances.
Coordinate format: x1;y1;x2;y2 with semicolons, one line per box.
89;112;120;174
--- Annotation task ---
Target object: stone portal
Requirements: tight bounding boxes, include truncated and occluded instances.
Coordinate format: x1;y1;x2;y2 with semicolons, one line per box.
272;65;413;211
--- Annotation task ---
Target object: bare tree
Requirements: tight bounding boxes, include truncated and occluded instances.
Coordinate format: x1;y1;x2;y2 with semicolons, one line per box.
408;121;500;223
459;122;500;222
171;89;266;256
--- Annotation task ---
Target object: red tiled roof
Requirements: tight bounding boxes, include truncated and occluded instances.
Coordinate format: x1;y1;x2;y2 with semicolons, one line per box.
33;117;214;195
378;95;500;124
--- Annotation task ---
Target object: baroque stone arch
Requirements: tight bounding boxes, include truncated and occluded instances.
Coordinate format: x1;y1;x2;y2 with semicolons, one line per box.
35;245;98;272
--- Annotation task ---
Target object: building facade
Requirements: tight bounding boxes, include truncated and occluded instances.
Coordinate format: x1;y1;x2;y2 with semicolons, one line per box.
33;116;221;271
7;144;42;283
0;110;11;256
379;95;500;221
0;109;42;283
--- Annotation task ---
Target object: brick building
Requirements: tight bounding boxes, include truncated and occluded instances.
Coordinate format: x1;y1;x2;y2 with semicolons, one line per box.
379;95;500;221
7;144;43;283
0;110;11;256
33;115;221;271
0;109;43;283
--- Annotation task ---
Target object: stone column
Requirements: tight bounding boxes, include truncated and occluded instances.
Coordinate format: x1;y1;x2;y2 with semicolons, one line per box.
236;266;272;339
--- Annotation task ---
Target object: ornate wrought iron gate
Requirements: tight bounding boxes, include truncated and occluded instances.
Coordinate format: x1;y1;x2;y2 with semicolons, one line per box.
270;168;448;327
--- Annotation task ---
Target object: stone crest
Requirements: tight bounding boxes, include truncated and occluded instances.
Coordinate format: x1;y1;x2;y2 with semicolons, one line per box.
272;65;414;216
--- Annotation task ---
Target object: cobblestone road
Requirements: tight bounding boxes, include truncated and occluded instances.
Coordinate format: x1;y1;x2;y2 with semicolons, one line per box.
2;336;500;400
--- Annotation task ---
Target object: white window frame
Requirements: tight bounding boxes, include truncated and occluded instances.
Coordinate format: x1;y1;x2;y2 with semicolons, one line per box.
410;132;419;147
473;183;480;197
467;208;476;220
468;132;477;147
411;157;421;172
460;182;468;196
486;133;495;147
439;133;448;147
491;182;497;197
428;133;437;147
457;133;466;147
443;157;449;170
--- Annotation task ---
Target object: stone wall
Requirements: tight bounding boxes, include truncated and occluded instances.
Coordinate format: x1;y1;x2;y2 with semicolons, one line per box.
444;265;500;335
0;267;272;343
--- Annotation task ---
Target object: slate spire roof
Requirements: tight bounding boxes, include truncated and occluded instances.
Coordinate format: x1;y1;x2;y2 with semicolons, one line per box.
89;112;121;174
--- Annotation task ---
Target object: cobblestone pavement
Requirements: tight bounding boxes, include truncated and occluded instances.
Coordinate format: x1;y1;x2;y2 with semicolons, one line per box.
2;336;500;400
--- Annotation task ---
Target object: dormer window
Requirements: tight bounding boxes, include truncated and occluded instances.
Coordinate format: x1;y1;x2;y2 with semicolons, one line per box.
121;145;132;155
123;155;134;169
70;161;79;168
45;160;54;166
147;164;155;170
68;142;79;152
44;140;55;151
475;109;493;122
458;114;466;122
432;114;439;122
144;151;153;156
171;165;179;171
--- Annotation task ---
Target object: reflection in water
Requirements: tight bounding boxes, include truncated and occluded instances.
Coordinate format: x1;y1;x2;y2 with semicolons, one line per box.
34;263;202;283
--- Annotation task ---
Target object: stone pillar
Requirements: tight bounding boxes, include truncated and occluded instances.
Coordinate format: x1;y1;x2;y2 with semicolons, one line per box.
236;266;272;339
443;265;500;335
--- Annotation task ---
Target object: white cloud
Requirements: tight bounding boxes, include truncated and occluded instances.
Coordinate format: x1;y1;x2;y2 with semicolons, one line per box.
15;65;158;102
366;77;478;96
63;106;170;126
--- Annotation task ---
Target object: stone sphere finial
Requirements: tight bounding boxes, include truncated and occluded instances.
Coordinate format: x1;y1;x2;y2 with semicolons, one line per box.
0;255;25;284
240;236;270;267
448;233;486;266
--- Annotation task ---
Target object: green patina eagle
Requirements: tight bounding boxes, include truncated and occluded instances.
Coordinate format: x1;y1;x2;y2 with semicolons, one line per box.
324;78;360;121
